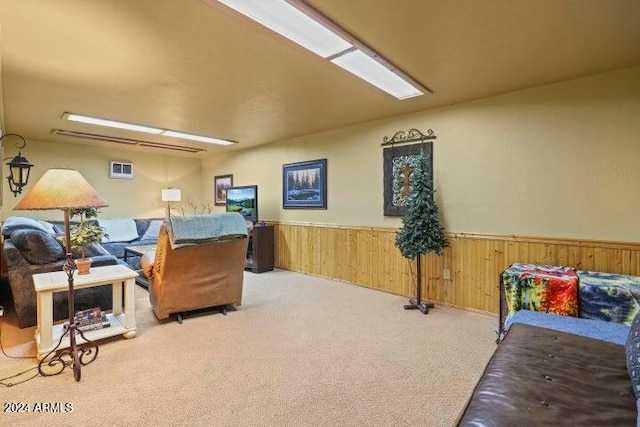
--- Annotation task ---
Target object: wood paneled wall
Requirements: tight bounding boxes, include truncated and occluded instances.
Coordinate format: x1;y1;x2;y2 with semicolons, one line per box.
273;222;640;316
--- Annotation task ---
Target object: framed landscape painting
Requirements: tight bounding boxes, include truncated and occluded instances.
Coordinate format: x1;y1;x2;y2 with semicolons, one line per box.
282;159;327;209
214;174;233;206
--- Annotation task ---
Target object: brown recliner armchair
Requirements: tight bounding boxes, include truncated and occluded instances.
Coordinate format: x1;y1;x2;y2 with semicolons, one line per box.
140;218;248;321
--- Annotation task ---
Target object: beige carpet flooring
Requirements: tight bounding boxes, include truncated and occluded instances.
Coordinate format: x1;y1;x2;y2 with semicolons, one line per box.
1;269;497;427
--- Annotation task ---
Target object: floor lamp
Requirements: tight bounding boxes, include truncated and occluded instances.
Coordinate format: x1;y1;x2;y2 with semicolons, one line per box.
14;168;108;381
161;188;181;218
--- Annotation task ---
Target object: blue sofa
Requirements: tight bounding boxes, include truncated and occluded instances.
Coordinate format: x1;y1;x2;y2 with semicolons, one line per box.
95;217;163;269
1;216;162;328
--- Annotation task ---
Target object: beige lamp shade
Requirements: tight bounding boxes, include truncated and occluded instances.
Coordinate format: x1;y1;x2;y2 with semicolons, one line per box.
161;188;181;202
14;168;108;211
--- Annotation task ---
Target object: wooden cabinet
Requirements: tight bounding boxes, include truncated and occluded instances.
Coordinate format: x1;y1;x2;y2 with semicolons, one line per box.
246;225;274;273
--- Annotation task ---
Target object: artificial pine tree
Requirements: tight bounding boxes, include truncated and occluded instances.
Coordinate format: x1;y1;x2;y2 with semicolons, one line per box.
395;152;448;314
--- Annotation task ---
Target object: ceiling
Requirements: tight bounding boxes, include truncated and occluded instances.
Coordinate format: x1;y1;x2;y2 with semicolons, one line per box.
1;0;639;157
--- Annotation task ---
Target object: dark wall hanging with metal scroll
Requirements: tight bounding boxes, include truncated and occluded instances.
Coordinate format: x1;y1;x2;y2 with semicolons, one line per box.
382;128;436;216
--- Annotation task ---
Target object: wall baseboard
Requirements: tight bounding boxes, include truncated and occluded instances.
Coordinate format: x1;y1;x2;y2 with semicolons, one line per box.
272;221;640;315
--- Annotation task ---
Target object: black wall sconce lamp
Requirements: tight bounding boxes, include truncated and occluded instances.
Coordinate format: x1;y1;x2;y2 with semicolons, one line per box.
1;133;34;197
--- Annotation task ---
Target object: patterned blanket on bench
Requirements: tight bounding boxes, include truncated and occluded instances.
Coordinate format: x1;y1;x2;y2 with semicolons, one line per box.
502;263;579;327
577;270;640;326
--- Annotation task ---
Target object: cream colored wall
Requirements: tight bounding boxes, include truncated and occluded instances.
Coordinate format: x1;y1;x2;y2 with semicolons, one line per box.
3;66;637;239
202;66;640;242
1;139;202;221
0;15;5;206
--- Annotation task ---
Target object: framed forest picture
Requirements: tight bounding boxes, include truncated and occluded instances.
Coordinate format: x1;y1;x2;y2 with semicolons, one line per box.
282;159;327;209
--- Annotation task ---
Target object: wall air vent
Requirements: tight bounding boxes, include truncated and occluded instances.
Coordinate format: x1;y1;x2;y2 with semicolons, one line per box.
51;129;206;153
109;161;134;179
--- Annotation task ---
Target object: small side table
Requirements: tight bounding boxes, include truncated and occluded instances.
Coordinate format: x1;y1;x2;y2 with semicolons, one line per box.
32;264;138;360
123;244;157;263
124;244;156;289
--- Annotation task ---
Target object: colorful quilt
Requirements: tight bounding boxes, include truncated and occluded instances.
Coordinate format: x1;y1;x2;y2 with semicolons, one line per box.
577;270;640;326
502;264;579;328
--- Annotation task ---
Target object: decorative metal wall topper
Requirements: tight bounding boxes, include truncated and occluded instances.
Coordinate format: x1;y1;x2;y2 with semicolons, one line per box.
380;128;436;147
382;128;436;216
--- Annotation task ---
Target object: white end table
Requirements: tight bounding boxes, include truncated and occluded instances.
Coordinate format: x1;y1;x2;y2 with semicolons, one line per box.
32;264;138;359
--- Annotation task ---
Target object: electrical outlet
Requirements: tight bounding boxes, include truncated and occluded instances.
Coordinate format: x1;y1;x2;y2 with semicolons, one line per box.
0;306;4;317
443;268;451;280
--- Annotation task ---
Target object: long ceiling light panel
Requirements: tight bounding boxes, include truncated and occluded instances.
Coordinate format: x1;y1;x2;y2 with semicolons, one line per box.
51;129;206;153
216;0;351;58
62;113;236;146
162;130;234;145
65;113;163;134
331;50;424;100
216;0;426;100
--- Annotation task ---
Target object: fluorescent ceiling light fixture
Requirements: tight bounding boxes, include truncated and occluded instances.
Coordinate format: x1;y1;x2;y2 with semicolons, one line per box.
63;112;236;146
63;113;163;134
51;129;206;153
162;130;234;146
331;50;424;100
216;0;426;100
217;0;352;58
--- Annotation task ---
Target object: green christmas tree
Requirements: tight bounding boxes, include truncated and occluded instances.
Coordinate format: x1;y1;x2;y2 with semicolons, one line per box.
395;152;448;313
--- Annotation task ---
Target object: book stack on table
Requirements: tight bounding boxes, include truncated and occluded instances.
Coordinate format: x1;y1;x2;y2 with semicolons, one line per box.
72;307;110;332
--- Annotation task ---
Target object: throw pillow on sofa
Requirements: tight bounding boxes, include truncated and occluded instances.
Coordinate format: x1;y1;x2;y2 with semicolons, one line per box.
140;220;163;241
10;229;65;264
99;218;139;243
1;216;49;237
37;220;56;235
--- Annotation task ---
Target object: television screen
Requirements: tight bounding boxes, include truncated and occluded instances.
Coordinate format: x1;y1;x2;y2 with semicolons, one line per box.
225;185;258;223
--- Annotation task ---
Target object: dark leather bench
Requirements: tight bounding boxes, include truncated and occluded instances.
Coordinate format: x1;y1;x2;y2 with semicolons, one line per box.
457;323;637;426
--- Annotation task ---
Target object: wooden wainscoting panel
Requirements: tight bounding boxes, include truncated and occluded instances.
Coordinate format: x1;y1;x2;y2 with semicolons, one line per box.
307;226;320;276
318;226;332;278
382;231;393;293
370;230;383;291
355;229;371;288
632;251;640;274
272;223;640;315
334;228;349;282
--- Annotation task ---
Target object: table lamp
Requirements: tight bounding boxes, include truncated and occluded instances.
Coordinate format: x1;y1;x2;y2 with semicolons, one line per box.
14;168;108;381
161;188;181;218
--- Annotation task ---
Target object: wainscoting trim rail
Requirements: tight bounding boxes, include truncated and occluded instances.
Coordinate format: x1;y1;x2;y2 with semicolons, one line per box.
269;220;640;251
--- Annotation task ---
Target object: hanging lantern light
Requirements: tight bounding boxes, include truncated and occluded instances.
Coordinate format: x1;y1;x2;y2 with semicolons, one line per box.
1;133;34;197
